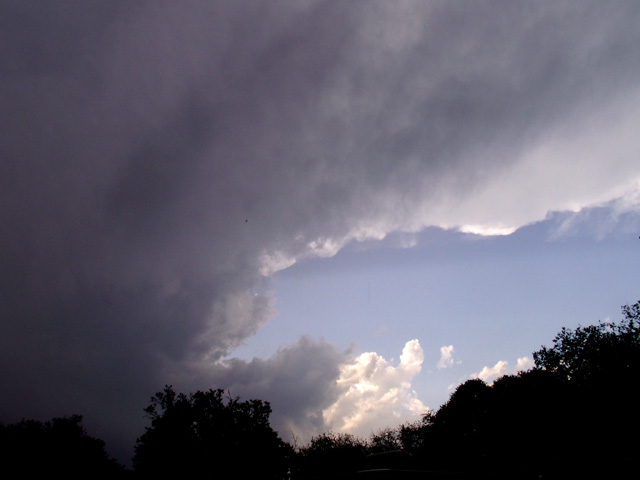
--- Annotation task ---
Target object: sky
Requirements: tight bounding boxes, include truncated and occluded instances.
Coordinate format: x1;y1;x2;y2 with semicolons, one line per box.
1;0;640;465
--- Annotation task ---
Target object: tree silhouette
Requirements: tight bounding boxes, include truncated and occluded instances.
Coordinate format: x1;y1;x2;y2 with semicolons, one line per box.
397;419;429;454
367;427;403;454
399;301;640;478
0;415;123;475
423;378;492;472
133;386;292;479
351;301;640;479
530;300;640;476
295;432;369;480
533;300;640;385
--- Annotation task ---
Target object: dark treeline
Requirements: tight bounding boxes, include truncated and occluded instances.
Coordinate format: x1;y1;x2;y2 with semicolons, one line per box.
0;414;124;476
2;302;638;479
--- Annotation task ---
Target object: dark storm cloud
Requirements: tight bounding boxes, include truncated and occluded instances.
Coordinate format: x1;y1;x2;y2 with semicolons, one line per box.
191;336;349;441
2;0;639;463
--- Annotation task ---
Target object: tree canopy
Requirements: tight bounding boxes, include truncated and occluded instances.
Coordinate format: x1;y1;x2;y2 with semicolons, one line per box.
0;415;123;475
397;301;640;478
533;300;640;384
133;386;292;478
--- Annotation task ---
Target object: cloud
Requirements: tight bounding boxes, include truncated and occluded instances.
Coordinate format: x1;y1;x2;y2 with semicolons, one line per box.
322;340;428;438
474;361;509;383
472;356;534;384
1;0;639;463
165;337;427;445
548;186;640;240
181;336;348;444
450;90;640;236
516;357;534;372
437;345;457;369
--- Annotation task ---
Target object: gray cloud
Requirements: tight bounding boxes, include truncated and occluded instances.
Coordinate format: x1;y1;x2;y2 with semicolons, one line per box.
1;0;639;464
191;336;349;443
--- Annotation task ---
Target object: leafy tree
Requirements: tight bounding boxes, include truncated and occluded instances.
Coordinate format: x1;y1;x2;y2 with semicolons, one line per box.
533;300;640;384
0;415;123;475
366;427;420;471
295;432;368;479
133;386;292;479
397;419;429;454
394;302;640;477
426;378;492;470
531;300;640;471
432;378;490;433
305;431;364;450
367;427;402;454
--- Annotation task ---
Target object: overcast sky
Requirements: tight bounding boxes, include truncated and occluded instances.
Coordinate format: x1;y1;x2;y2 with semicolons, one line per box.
2;0;640;465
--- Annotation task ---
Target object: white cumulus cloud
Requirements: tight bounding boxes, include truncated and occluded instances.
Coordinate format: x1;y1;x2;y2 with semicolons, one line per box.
322;340;428;437
437;345;457;369
472;356;533;384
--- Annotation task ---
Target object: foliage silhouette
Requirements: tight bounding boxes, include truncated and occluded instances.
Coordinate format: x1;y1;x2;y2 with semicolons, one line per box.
396;419;429;454
393;301;640;479
529;300;640;476
367;427;403;454
533;300;640;384
0;414;123;475
133;385;292;478
295;432;368;480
